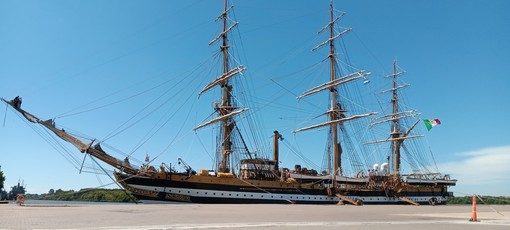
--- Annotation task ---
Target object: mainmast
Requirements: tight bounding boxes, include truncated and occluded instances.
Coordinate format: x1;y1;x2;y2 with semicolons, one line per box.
328;0;341;177
195;0;247;174
390;60;402;175
294;1;375;179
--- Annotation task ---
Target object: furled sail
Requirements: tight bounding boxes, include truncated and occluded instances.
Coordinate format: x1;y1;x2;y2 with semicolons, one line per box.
193;108;248;131
297;71;370;99
199;65;246;95
293;112;377;133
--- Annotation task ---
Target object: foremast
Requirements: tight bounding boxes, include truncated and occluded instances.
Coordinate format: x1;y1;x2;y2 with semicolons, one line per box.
0;97;138;175
194;0;247;174
293;1;375;180
367;60;422;175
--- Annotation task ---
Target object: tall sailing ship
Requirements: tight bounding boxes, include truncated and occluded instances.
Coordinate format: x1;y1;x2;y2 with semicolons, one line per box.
1;0;455;204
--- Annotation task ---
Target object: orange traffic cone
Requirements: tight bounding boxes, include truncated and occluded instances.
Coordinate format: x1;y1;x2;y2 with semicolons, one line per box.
469;194;478;222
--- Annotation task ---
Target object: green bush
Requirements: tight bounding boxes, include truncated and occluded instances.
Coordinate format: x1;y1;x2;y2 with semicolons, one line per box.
25;189;137;203
448;196;510;205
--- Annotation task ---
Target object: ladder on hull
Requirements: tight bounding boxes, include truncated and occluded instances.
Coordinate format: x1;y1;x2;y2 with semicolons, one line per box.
335;194;363;206
398;196;420;206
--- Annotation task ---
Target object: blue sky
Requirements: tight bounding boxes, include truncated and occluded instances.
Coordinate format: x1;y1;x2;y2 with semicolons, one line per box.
1;0;509;196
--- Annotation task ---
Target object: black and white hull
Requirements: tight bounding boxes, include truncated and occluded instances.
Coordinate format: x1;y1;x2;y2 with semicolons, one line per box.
115;173;452;205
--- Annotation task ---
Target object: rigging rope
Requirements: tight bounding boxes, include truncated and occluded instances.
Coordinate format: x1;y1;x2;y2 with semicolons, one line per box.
55;78;171;119
6;106;81;170
2;104;7;128
88;156;139;203
145;90;202;165
194;131;215;162
100;54;213;146
128;77;200;156
283;136;320;170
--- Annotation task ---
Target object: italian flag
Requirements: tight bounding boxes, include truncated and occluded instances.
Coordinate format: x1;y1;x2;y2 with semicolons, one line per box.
423;119;441;131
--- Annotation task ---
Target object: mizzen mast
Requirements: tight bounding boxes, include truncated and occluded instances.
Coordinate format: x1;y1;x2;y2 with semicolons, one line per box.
195;0;247;174
293;1;375;179
367;60;422;175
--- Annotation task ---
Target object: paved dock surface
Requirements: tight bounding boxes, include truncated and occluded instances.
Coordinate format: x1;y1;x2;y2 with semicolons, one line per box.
1;203;509;229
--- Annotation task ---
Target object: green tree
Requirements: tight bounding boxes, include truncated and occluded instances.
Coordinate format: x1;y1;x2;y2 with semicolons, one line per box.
48;189;55;194
23;188;137;203
0;166;5;200
0;166;5;192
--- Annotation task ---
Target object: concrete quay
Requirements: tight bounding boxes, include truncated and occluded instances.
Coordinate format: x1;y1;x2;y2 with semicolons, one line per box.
0;203;509;230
